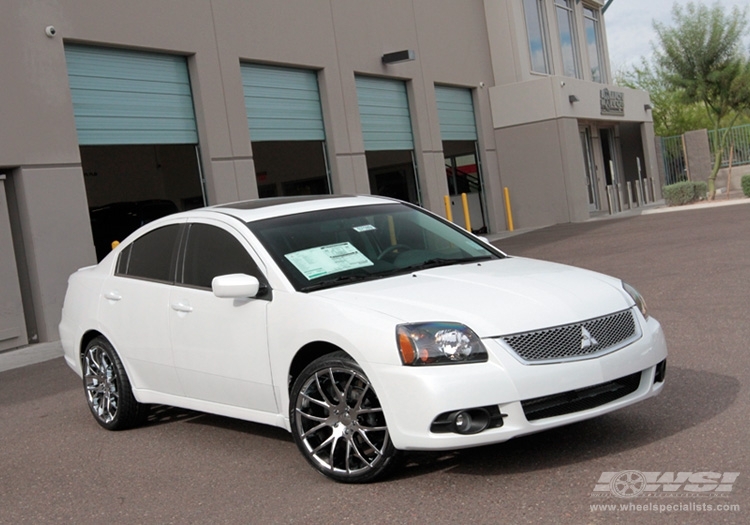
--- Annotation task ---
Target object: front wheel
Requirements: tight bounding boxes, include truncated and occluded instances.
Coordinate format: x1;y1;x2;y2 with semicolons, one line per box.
82;336;147;430
290;352;398;483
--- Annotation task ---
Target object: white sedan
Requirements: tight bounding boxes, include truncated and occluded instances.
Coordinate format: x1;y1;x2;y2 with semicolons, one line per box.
59;195;667;482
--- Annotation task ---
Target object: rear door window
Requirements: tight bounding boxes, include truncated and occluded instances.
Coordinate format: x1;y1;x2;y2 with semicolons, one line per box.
115;225;181;283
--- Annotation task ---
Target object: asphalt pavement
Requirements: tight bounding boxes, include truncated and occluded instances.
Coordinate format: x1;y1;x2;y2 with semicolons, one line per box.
1;197;749;524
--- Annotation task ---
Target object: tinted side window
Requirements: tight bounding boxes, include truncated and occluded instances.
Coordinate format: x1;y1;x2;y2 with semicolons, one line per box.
180;223;260;289
116;245;131;275
116;225;180;283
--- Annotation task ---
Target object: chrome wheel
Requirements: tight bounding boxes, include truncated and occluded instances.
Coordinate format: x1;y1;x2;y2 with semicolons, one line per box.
81;337;146;430
84;343;119;424
291;354;396;482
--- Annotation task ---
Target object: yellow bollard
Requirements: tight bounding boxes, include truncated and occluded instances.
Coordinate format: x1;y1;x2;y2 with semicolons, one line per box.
443;195;453;223
503;187;514;232
387;215;397;245
461;193;471;232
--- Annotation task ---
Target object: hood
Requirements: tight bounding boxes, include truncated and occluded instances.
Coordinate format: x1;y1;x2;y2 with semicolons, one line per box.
315;257;633;337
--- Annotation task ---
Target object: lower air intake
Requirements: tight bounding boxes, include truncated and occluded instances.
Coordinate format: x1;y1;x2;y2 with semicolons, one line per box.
521;371;642;421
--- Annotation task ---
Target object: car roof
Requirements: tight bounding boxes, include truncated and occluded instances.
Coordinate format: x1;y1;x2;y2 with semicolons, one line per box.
202;194;400;222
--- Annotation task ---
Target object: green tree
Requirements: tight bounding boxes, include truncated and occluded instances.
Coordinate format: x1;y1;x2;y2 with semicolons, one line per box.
653;1;750;199
617;58;713;136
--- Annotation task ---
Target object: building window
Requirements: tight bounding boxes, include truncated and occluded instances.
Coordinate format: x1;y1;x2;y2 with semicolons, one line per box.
554;0;580;78
522;0;551;74
583;6;605;83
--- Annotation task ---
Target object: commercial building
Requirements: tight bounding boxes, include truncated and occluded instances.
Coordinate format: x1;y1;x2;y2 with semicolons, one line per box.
0;0;659;352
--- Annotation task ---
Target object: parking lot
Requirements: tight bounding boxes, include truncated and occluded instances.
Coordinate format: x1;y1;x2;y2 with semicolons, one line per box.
1;200;748;524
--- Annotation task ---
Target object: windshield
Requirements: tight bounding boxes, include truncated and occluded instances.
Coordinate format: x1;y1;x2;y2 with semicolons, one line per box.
247;202;503;292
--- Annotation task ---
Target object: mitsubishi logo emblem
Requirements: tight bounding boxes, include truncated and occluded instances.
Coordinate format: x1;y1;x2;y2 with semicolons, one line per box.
581;327;598;349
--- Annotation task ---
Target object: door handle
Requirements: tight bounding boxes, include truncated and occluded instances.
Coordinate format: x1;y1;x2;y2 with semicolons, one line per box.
104;291;122;301
171;302;193;313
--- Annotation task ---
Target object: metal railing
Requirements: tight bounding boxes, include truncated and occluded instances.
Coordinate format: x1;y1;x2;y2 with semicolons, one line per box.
447;168;482;195
708;123;750;168
659;135;688;185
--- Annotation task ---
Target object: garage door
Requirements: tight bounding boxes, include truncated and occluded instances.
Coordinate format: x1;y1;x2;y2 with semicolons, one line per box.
64;45;198;145
435;86;477;141
355;76;414;151
241;63;325;142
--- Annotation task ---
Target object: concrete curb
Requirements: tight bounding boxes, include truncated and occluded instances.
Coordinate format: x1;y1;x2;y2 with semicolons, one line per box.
0;341;64;373
640;195;750;215
487;196;750;242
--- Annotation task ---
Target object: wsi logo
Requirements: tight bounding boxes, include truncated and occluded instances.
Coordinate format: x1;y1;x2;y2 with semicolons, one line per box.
592;471;740;498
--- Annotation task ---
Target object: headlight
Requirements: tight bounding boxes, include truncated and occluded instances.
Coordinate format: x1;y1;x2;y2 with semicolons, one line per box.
623;282;649;319
396;322;488;365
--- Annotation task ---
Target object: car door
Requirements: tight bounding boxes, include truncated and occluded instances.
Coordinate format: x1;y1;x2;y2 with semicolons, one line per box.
168;220;277;413
97;223;184;396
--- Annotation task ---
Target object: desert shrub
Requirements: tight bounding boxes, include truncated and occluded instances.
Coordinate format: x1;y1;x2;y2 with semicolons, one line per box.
742;175;750;197
662;181;707;206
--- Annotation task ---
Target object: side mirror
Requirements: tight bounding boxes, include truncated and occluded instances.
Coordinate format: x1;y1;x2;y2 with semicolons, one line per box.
212;273;261;299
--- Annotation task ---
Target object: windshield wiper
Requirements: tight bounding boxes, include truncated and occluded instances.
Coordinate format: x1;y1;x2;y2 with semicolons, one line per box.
299;273;374;292
299;256;495;291
402;255;493;272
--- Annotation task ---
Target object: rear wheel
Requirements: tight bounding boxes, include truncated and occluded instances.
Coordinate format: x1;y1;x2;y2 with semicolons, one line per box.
82;336;147;430
290;352;397;483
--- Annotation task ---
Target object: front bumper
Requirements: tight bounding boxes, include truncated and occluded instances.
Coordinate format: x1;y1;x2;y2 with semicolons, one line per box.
372;315;668;451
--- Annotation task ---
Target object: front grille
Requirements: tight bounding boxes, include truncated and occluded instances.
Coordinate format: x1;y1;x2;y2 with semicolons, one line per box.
500;309;639;364
521;371;642;421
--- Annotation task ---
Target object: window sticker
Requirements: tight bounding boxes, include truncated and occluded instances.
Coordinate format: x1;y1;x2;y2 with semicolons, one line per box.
353;224;377;232
285;242;374;280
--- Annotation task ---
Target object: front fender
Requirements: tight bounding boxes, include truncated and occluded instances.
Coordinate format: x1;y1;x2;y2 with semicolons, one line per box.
267;290;404;427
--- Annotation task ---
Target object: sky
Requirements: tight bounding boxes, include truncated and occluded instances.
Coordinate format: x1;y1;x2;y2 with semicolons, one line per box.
603;0;750;74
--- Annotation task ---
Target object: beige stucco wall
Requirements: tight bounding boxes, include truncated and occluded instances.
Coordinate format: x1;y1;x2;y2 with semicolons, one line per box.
3;0;502;210
481;0;661;226
0;0;505;346
0;0;661;349
489;77;654;130
495;118;589;229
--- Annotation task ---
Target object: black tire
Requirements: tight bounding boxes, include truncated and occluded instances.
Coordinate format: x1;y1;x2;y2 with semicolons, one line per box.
81;336;147;430
290;352;398;483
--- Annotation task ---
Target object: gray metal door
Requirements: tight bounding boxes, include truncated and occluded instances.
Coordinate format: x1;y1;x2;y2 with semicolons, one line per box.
0;175;28;351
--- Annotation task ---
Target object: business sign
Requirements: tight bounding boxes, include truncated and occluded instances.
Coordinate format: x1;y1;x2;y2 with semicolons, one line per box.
600;88;624;116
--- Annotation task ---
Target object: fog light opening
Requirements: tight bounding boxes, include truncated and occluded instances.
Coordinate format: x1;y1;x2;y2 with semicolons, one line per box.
450;409;490;435
430;406;507;434
654;359;667;383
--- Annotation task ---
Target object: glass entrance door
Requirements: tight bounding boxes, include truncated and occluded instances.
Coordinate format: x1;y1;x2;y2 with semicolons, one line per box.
599;128;619;186
579;128;599;211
